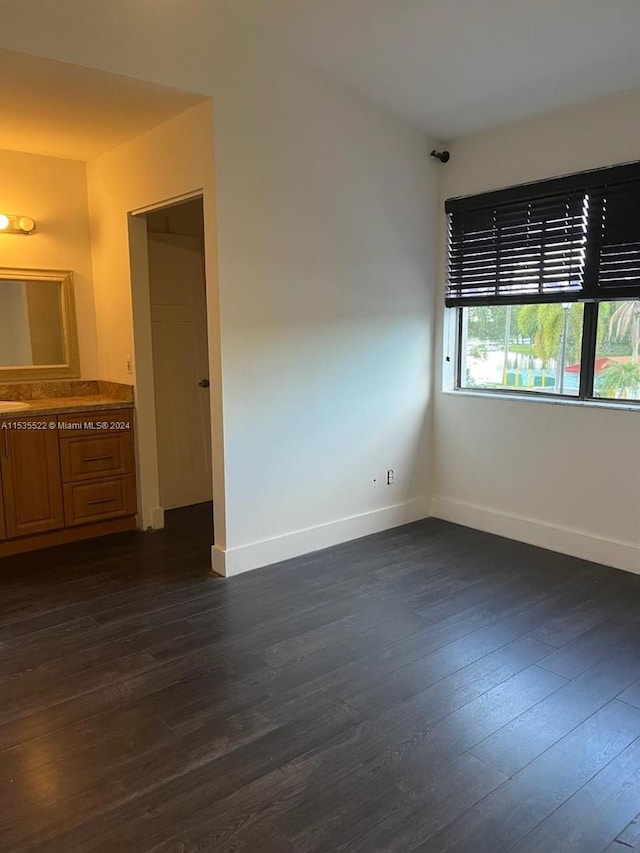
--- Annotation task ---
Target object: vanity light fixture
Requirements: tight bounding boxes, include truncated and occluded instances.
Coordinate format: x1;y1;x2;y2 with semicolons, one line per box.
0;214;36;235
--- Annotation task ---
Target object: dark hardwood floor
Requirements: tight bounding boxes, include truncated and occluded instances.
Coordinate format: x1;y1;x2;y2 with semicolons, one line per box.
1;505;640;852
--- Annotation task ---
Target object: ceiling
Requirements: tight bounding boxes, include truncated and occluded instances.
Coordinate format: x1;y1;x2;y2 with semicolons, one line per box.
0;49;206;161
231;0;640;138
1;1;640;149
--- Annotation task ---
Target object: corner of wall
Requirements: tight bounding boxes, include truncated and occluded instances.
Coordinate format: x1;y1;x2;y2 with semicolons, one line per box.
432;496;640;576
216;496;431;577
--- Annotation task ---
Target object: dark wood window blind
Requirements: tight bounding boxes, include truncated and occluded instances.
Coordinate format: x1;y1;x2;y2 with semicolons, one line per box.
446;162;640;307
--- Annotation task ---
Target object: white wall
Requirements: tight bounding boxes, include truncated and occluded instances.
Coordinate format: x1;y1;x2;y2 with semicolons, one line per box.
5;5;437;574
0;149;98;377
216;55;436;572
86;102;224;547
433;90;640;574
86;104;216;386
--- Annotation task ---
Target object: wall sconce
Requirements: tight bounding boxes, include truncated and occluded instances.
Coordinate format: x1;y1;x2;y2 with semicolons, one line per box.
0;213;36;235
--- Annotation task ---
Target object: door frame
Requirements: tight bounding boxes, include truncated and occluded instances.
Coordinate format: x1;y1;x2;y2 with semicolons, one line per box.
128;189;225;565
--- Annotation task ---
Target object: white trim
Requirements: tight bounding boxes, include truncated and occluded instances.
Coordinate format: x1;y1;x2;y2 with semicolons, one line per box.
442;306;457;392
128;214;162;532
211;545;226;578
431;496;640;575
210;497;431;577
150;506;165;530
129;189;204;217
443;388;640;413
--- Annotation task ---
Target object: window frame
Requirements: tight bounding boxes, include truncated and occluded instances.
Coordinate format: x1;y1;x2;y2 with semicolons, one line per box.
446;162;640;407
453;299;640;405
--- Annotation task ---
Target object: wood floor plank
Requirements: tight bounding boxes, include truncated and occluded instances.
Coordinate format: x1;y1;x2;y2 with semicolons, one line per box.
32;701;363;852
509;738;640;852
470;649;640;776
0;647;230;751
256;607;513;725
252;765;396;853
0;650;162;724
365;664;566;792
618;678;640;709
137;723;386;853
527;593;627;647
422;700;640;853
254;600;414;668
0;618;196;680
0;707;179;845
1;706;278;849
149;819;295;853
318;752;506;853
1;506;639;852
536;609;640;679
346;634;554;716
615;813;640;848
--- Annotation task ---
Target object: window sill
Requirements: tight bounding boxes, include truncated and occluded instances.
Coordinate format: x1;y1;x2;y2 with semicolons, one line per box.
442;388;640;412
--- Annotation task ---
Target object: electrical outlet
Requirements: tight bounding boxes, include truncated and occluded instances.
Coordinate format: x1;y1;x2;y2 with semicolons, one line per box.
387;469;394;486
126;354;133;375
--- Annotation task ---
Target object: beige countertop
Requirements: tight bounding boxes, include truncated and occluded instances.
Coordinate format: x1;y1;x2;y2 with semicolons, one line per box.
0;396;133;419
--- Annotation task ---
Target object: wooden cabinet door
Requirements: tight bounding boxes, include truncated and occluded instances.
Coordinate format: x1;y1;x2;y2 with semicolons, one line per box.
1;419;64;538
0;475;6;540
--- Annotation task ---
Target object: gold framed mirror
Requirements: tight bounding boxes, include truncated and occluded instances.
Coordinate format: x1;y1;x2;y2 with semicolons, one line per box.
0;267;80;381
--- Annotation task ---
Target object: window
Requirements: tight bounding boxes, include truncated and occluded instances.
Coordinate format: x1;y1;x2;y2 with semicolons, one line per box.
594;300;640;400
459;303;585;396
446;163;640;403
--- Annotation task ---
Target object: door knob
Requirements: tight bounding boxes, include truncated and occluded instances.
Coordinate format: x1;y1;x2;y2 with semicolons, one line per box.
198;379;210;388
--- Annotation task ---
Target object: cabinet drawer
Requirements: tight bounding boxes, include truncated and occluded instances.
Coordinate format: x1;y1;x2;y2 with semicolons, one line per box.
63;477;136;526
57;409;133;438
60;434;134;483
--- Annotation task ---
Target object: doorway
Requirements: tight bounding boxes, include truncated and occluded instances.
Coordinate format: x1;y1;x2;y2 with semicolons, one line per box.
144;197;213;533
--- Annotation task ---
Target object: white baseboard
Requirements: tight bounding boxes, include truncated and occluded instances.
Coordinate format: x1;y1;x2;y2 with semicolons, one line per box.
211;545;226;578
210;497;430;577
140;505;165;531
431;496;640;575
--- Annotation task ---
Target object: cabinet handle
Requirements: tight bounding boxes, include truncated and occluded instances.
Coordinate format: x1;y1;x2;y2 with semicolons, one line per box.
84;455;114;463
3;430;8;459
86;497;117;505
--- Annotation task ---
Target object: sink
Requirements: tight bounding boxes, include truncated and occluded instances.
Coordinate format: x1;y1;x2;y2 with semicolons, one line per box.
0;401;31;412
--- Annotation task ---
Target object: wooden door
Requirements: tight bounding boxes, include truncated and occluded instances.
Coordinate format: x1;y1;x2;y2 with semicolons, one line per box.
148;233;213;509
1;418;64;538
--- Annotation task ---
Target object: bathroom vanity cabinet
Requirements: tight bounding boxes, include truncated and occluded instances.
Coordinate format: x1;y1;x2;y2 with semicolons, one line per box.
0;408;137;556
1;416;65;538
